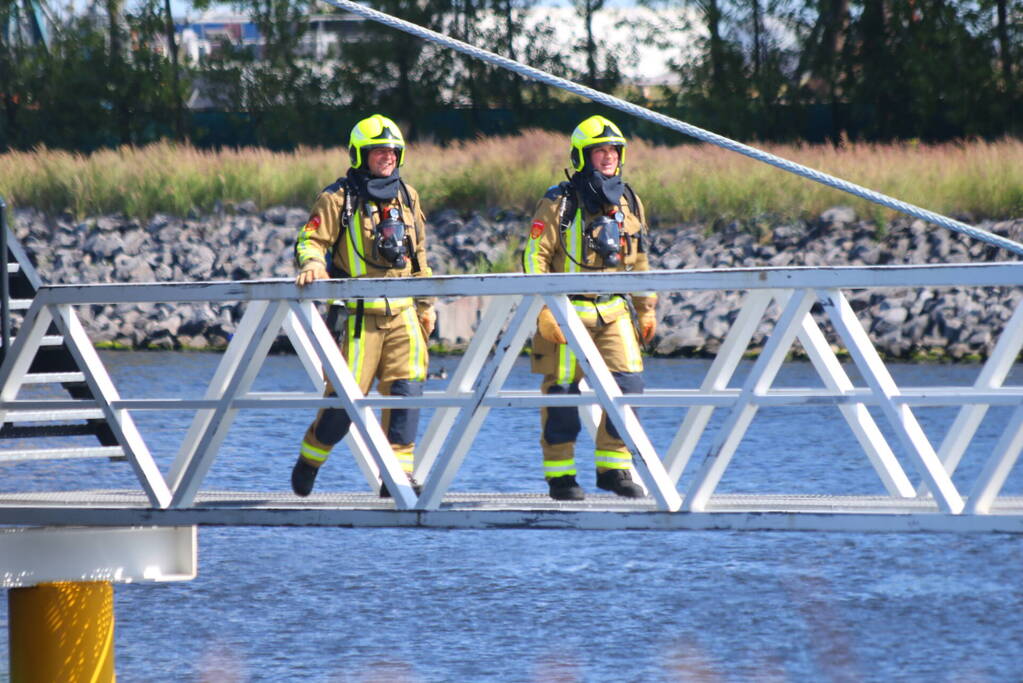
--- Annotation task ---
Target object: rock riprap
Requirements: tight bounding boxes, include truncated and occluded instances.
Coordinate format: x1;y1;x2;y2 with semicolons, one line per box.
10;206;1022;360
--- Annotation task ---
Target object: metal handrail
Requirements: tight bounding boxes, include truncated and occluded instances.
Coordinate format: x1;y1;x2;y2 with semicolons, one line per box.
31;261;1023;304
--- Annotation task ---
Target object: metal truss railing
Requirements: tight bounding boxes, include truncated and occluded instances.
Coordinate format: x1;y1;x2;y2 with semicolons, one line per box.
2;264;1023;516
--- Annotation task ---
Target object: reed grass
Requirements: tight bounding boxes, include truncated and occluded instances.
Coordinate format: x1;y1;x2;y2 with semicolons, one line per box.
2;133;1021;222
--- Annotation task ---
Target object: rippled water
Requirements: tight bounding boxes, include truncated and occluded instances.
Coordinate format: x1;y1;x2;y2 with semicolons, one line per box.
2;352;1023;681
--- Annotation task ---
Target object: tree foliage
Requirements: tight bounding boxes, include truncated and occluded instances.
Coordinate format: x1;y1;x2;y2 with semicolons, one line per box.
0;0;1020;150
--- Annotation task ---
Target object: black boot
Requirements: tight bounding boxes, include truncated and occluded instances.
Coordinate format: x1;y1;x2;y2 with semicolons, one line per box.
596;469;644;498
291;457;320;497
547;474;585;501
379;474;423;498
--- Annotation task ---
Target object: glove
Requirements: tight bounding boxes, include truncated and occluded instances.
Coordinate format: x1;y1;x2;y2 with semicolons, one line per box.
638;310;657;343
419;307;436;338
296;261;328;287
537;307;567;345
632;295;657;343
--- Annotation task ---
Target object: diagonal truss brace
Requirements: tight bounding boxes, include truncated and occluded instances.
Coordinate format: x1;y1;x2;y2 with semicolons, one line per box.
818;288;963;513
169;300;289;507
0;300;171;507
966;403;1023;514
287;300;418;509
794;299;915;497
662;290;775;482
414;295;536;509
683;290;819;512
545;295;682;511
415;295;520;483
282;308;381;490
668;289;915;503
923;297;1023;495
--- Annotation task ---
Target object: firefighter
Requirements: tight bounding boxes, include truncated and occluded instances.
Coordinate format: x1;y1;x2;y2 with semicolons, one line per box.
291;114;436;498
522;115;657;501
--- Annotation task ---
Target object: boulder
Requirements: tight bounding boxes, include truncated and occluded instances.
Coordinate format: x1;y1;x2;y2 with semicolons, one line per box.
9;206;1022;358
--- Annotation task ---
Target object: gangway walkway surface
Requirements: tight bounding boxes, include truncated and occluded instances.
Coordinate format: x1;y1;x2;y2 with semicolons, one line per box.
3;491;1023;532
3;265;1023;532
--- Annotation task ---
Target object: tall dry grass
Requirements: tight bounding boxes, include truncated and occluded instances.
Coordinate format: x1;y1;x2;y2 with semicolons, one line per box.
2;133;1021;222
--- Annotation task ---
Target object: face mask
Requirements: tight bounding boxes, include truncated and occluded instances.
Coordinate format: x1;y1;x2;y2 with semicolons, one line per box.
374;207;408;268
585;211;623;266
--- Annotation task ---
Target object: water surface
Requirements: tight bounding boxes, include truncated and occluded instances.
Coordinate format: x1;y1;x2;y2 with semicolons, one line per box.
2;352;1021;681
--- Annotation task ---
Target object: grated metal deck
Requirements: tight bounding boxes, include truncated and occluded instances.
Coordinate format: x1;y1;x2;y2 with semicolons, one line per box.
2;491;1023;532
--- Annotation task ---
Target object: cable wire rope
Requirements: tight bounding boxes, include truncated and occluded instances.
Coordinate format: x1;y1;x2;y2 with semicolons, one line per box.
324;0;1023;257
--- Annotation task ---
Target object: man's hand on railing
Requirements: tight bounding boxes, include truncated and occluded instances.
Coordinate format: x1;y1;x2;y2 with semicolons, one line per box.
537;306;567;345
296;262;329;287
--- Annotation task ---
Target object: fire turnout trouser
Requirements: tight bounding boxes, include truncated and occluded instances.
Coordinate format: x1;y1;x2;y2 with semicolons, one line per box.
530;297;644;480
299;304;429;474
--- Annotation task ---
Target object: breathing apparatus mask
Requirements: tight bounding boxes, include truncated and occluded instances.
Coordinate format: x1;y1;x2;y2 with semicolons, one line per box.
585;211;623;267
374;207;408;268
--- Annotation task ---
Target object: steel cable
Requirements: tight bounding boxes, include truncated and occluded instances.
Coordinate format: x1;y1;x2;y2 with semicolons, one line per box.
325;0;1023;258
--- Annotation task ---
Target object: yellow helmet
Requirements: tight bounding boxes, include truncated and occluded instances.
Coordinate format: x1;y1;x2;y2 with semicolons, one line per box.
570;115;627;172
349;114;405;170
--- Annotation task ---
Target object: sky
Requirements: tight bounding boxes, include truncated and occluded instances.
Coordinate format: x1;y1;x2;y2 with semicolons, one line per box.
165;0;642;19
60;0;689;83
166;2;695;84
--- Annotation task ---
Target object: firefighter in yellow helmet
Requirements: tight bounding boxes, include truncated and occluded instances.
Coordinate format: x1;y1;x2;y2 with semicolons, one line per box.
291;114;436;497
522;115;657;501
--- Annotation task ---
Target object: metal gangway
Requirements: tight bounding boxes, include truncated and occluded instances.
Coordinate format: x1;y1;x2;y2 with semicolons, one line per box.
3;266;1023;534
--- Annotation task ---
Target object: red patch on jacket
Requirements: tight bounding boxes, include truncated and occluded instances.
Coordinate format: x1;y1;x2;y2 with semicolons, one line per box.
304;215;321;232
530;220;545;239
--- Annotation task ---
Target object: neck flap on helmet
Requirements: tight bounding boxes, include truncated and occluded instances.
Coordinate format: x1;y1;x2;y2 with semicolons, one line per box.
348;167;401;202
570;166;625;214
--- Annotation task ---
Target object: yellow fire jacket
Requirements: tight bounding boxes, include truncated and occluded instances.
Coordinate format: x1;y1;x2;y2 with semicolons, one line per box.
522;184;657;321
295;177;433;315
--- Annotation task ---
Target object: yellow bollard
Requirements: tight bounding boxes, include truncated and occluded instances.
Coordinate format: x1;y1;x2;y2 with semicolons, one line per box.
8;581;115;683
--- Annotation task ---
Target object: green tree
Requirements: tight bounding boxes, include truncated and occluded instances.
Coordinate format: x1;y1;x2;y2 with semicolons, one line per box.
332;0;456;138
792;0;851;142
845;0;1002;140
452;0;577;114
983;0;1020;134
162;0;185;140
646;0;793;140
0;2;35;146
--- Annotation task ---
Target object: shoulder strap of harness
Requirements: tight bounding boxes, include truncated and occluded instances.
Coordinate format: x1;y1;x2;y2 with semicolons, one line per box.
622;182;648;253
623;183;641;222
552;183;599;271
397;178;413;212
329;178;354;278
554;181;576;233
